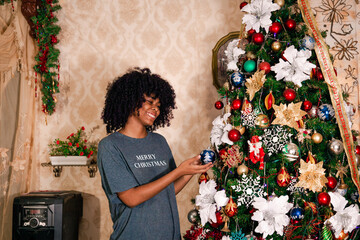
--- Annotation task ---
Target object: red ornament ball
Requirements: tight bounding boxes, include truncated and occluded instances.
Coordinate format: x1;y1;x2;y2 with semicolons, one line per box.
218;148;228;160
231;99;242;110
215;100;224;110
247;29;256;37
252;32;265;45
228;129;241;142
259;62;271;74
210;211;223;228
239;1;248;9
283;88;296;102
302;100;313;111
326;176;338;190
269;22;282;34
316;70;324;81
317;192;331;206
285;19;296;31
356;145;360;155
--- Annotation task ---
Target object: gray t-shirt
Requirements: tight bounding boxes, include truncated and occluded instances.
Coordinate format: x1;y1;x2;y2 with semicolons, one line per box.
97;132;181;240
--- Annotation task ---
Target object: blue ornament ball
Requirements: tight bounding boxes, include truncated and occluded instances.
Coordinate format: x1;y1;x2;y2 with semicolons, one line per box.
290;207;304;220
200;149;216;164
243;60;256;72
317;104;335;121
301;35;315;50
230;72;246;88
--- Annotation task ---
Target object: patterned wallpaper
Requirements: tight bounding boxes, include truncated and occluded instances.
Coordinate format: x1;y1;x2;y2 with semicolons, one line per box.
31;0;359;239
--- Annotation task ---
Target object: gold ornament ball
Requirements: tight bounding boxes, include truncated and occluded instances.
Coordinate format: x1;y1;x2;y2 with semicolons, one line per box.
255;114;270;128
312;132;323;144
271;41;282;52
275;0;285;7
237;164;249;175
246;51;257;60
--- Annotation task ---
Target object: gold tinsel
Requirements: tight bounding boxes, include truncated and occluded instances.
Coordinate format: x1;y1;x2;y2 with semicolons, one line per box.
245;70;266;101
272;102;307;130
295;159;328;192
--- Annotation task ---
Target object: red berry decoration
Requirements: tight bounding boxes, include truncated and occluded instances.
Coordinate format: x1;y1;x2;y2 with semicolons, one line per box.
228;129;241;142
252;32;265;45
215;100;224;110
317;192;331;206
259;61;271;74
356;145;360;155
326;176;337;190
285;19;296;31
231;99;242;110
239;1;248;9
283;88;296;102
302;100;313;111
269;22;282;34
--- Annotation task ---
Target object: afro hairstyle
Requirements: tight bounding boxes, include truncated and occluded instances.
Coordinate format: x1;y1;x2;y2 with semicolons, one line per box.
102;67;176;133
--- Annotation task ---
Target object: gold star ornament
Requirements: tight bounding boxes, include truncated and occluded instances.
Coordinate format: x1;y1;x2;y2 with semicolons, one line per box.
245;70;266;101
271;102;307;130
295;159;328;192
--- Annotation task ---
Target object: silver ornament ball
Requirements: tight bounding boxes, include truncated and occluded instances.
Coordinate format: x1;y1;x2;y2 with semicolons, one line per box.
328;138;344;155
308;106;318;118
282;142;300;161
187;209;199;224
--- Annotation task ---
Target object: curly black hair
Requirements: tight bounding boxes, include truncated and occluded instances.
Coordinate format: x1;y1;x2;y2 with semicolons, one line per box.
102;67;176;133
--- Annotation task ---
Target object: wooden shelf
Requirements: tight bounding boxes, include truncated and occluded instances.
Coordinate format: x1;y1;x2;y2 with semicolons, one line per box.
41;161;97;178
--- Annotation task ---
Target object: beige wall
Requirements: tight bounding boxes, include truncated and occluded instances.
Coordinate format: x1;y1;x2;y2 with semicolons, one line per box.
30;0;359;239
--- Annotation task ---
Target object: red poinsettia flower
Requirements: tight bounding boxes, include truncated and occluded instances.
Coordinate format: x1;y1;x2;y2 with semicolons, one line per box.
80;152;84;156
68;142;72;146
90;151;93;155
81;126;85;130
76;143;80;148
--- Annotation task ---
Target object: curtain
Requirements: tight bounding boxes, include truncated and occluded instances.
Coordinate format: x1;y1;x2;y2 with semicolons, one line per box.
0;1;36;239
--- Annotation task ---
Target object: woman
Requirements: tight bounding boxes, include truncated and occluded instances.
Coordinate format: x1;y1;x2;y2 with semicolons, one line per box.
98;67;212;240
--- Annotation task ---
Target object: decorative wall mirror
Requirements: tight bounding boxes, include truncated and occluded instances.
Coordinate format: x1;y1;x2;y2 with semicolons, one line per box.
211;31;240;89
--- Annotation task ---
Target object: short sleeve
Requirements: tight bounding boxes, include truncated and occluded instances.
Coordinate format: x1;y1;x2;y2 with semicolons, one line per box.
98;139;139;194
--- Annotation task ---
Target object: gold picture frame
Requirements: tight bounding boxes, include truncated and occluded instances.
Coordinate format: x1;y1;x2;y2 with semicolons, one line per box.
211;31;240;89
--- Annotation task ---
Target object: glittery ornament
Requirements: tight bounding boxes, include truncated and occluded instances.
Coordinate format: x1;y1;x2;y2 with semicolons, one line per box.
321;224;333;240
301;35;315;50
317;104;335;121
255;114;270;128
261;125;292;156
271;41;282;52
230;72;246;88
265;91;275;110
200;149;216;164
225;197;238;217
282;142;300;161
308;106;318;118
328;138;344;155
241;110;257;128
231;229;247;240
187;209;199;223
198;172;210;184
277;166;291;187
317;192;330;205
215;100;224;110
290;206;305;220
272;102;307;130
231;174;266;207
296;159;328;192
252;32;265;45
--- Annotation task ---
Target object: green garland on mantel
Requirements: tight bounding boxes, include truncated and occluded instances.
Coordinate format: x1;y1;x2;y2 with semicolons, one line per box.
1;0;61;115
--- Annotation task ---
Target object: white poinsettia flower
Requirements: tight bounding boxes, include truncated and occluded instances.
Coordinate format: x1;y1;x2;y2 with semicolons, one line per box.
195;180;229;226
241;0;280;33
271;45;316;87
251;195;293;238
210;113;234;150
221;236;231;240
327;192;360;238
225;39;246;71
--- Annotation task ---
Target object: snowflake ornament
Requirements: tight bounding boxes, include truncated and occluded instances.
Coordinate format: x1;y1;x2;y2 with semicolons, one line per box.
261;125;293;156
210;113;234;151
271;45;316;87
231;174;266;207
241;110;259;128
251;195;294;238
286;177;305;195
225;39;246;72
231;230;247;240
241;0;280;33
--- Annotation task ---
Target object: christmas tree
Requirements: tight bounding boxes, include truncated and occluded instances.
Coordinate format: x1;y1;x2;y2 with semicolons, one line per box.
184;0;360;239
